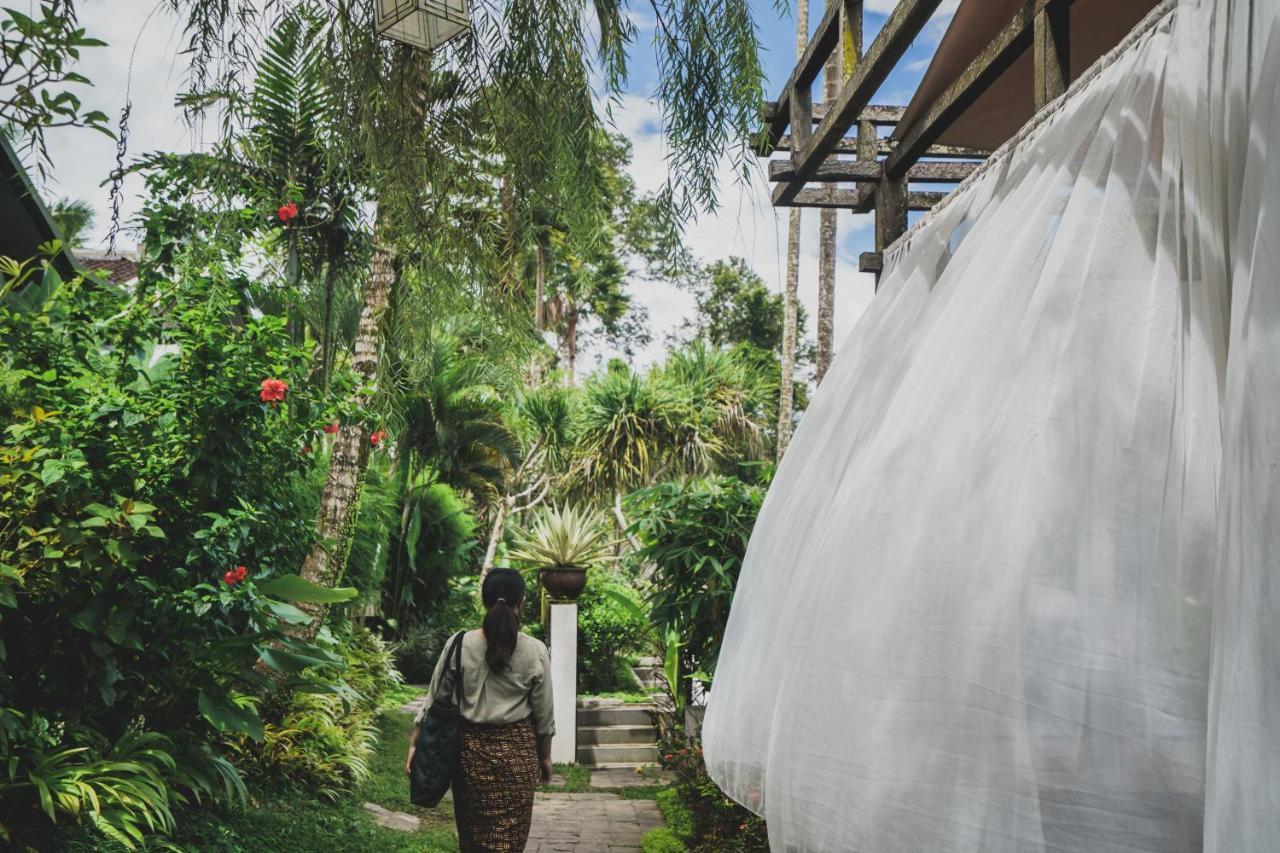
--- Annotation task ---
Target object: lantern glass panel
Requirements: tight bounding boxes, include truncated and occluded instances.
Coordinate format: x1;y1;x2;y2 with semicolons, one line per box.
375;0;469;51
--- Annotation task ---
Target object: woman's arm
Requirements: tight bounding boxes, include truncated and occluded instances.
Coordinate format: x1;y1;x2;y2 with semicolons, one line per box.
537;734;553;784
405;725;421;777
530;642;556;784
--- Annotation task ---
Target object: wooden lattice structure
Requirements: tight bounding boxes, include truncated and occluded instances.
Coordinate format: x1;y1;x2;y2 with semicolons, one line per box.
763;0;1154;281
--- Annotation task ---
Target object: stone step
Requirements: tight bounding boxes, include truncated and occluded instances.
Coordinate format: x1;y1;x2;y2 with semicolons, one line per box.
576;704;658;727
632;666;663;688
577;743;661;766
577;724;658;746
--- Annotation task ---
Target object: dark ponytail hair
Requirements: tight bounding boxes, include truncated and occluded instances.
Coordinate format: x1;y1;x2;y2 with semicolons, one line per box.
481;568;525;673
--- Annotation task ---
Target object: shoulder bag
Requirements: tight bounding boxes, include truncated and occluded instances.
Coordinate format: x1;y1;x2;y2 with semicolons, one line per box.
409;630;465;807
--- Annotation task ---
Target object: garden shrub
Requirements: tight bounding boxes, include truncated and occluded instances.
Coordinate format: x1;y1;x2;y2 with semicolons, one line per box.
656;787;695;840
391;573;484;683
576;569;652;694
658;724;768;851
627;476;763;683
642;827;688;853
0;257;373;845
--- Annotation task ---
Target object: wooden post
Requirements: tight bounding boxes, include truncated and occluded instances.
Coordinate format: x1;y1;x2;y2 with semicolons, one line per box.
873;175;907;290
842;0;863;81
1033;1;1069;110
790;85;813;152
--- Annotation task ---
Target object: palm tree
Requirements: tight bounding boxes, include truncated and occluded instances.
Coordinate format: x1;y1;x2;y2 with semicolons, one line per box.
483;382;579;575
50;198;94;250
397;330;521;501
573;346;773;541
658;341;773;471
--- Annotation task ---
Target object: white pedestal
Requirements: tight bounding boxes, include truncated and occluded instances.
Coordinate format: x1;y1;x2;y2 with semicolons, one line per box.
549;603;578;764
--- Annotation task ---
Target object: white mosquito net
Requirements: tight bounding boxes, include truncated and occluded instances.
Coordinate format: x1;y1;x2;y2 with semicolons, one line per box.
703;0;1280;849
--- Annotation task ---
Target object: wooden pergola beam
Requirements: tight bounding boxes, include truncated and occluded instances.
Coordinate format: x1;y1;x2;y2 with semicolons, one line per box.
777;189;870;209
769;159;883;182
769;158;979;183
774;0;945;206
764;102;905;128
778;188;949;212
766;1;847;147
775;135;992;158
885;0;1075;179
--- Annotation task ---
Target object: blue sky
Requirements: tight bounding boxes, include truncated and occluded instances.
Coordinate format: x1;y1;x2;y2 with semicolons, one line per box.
39;0;956;368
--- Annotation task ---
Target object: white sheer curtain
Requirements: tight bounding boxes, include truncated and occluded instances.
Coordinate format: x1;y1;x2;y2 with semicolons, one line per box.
703;0;1280;849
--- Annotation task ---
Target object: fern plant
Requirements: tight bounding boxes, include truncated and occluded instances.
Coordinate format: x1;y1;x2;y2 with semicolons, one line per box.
0;710;238;851
509;504;615;569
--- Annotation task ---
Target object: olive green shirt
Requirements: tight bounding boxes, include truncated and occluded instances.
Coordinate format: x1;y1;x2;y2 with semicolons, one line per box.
415;630;555;737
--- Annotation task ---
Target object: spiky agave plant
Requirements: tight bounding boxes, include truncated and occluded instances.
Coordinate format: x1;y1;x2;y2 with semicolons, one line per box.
509;504;615;569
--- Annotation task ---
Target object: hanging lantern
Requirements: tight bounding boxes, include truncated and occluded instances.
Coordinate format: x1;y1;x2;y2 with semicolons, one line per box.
374;0;469;51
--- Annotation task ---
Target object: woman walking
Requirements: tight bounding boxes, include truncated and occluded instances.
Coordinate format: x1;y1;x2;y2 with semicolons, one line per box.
406;568;555;852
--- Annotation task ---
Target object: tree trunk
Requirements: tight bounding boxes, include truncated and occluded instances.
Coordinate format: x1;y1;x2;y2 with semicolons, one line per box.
778;207;802;461
534;239;546;332
563;300;577;385
319;235;340;393
482;497;510;580
778;0;810;458
815;0;841;384
297;240;395;630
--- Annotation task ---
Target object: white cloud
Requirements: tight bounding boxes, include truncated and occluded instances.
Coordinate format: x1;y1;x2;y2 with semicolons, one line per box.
864;0;959;18
591;94;878;370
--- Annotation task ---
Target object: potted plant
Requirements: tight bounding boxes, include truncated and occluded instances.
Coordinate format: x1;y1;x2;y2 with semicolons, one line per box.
509;504;614;600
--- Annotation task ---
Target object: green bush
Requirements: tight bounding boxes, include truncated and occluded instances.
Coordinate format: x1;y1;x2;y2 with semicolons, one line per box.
391;574;484;684
657;725;768;851
627;476;763;682
576;570;652;694
0;255;361;846
383;483;480;627
225;626;399;800
642;827;688;853
656;787;694;840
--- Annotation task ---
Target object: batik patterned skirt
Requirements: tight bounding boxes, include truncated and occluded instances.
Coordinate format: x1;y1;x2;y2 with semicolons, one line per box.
453;716;540;852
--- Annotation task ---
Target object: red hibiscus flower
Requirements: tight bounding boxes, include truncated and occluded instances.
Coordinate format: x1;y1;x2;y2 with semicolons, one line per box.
370;429;387;447
260;378;288;404
235;565;248;581
277;202;299;223
223;570;238;585
322;422;340;434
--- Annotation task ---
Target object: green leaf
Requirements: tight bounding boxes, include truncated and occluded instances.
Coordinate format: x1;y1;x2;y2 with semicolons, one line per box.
257;646;340;675
258;574;357;604
198;691;264;741
264;600;311;625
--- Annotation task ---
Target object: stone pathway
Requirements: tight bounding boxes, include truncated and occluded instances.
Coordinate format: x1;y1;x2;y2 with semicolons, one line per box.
527;791;665;852
392;687;669;850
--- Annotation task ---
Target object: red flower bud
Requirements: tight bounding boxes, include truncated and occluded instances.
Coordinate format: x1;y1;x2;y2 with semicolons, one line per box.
235;565;247;581
370;429;387;447
277;202;299;223
322;422;340;434
223;570;238;585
